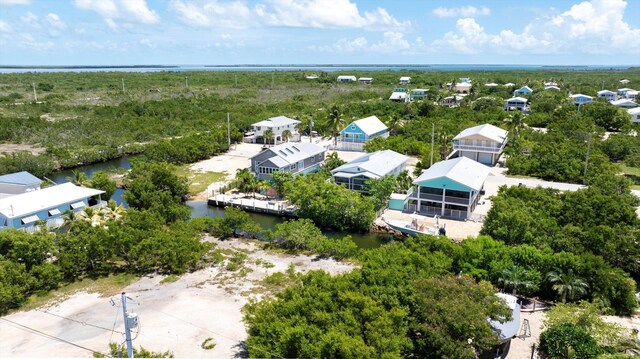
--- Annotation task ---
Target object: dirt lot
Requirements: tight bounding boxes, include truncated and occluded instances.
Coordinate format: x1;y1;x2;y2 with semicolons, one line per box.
0;237;355;358
0;143;46;155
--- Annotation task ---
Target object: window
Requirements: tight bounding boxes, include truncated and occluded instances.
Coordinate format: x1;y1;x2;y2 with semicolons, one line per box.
351;124;356;130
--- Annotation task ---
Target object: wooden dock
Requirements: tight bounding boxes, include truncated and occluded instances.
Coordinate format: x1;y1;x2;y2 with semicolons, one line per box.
207;194;297;217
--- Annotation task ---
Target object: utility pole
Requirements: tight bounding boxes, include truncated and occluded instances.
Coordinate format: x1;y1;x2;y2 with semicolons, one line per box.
227;112;231;147
185;76;189;89
121;293;134;358
272;72;274;87
235;74;237;87
601;79;604;91
430;122;435;166
122;78;126;95
309;117;314;143
583;132;592;185
32;82;37;102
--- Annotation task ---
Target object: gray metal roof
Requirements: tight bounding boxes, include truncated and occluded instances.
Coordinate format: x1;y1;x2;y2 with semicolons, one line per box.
0;182;104;218
348;115;388;135
489;293;521;341
414;157;490;191
253;142;325;167
252;115;300;128
331;150;408;179
453;124;508;143
0;171;42;186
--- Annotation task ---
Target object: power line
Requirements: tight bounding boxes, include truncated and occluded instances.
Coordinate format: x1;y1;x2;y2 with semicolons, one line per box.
37;309;124;334
0;317;109;357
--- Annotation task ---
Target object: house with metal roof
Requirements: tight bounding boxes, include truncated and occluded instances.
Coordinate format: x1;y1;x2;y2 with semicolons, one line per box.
487;293;522;356
455;82;472;94
569;94;593;105
404;157;490;220
0;182;105;231
358;77;374;84
439;95;464;108
338;115;389;151
399;76;411;85
597;90;617;102
610;98;637;108
628;107;640;123
249;115;300;145
544;85;561;91
514;86;533;95
337;75;357;82
389;87;409;102
331;150;408;192
447;124;508;166
250;142;326;180
0;171;42;196
504;96;529;113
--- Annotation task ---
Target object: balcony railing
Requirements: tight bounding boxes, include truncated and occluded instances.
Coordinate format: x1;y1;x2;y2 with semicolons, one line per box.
407;191;471;206
452;143;506;153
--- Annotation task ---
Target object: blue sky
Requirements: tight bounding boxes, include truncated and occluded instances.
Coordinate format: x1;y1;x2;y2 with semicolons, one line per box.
0;0;639;66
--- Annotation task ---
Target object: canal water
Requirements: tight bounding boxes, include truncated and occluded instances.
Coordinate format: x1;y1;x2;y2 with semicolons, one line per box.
49;157;390;248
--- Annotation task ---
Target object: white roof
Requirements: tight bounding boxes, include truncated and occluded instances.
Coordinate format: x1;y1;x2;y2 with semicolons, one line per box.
453;123;508;143
0;182;104;219
628;107;640;115
618;88;634;92
254;142;325;166
331;150;408;179
544;85;561;90
570;94;593;99
628;90;639;95
544;81;557;86
337;75;356;80
359;77;373;81
412;88;429;92
389;92;408;101
485;83;498;87
349;115;388;135
414;157;491;191
252;115;300;128
504;83;515;86
0;171;42;186
598;89;616;95
620;79;630;84
456;82;472;88
505;96;528;102
399;76;411;81
611;99;637;107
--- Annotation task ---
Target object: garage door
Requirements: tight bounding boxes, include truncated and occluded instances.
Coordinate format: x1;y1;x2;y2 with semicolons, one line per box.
461;151;476;161
478;152;493;165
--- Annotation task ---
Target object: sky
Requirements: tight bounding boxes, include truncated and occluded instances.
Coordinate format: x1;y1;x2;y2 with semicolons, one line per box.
0;0;639;66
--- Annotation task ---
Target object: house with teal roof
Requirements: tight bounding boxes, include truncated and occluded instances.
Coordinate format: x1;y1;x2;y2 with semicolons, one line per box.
514;86;533;96
404;157;490;220
338;115;389;151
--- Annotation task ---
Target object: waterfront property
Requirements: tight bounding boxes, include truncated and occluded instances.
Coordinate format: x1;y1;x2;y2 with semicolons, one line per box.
338;115;389;151
629;107;640;123
250;142;326;180
569;94;593;105
447;123;508;166
399;76;411;84
610;98;637;108
248;115;300;144
0;182;105;231
389;87;409;102
404;157;490;220
597;89;617;102
514;85;533;95
331;150;408;192
358;77;374;84
410;88;429;101
0;171;42;197
504;96;529;112
337;75;356;82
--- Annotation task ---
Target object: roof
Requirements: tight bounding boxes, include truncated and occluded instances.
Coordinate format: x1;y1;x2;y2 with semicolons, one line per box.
412;88;429;93
628;107;640;115
489;293;521;341
620;79;630;83
0;171;42;186
570;94;593;99
611;99;637;106
504;83;515;86
253;142;325;166
516;86;532;92
456;82;472;88
399;76;411;80
544;85;561;90
331;150;408;179
337;75;356;80
358;77;373;81
618;88;634;92
505;96;528;102
485;83;498;86
0;182;104;218
453;123;508;143
348;115;388;135
598;89;616;94
413;157;491;191
252;115;300;128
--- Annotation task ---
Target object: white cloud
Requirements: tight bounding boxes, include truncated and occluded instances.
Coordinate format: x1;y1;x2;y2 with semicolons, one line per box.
0;0;30;5
0;20;11;32
312;32;423;54
170;0;410;31
19;39;54;50
20;11;39;27
43;13;67;36
433;6;490;18
74;0;159;30
432;0;639;55
169;0;251;28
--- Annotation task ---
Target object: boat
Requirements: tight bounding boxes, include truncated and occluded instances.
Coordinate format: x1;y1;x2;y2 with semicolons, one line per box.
383;218;439;236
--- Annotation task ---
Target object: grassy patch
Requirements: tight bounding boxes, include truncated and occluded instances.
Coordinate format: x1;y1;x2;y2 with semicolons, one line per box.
19;273;137;311
160;274;180;284
174;165;226;195
631;185;640;190
620;165;640;176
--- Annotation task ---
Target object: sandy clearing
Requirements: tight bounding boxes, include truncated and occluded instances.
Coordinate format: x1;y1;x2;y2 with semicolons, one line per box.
0;237;355;358
0;143;47;155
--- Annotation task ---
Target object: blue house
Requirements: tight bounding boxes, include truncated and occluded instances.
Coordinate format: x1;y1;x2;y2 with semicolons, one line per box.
404;157;490;220
0;171;42;196
514;86;533;96
0;182;105;231
569;94;593;105
339;115;389;151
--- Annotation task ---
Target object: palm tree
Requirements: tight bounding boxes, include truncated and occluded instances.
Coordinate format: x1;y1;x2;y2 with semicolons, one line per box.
263;128;275;147
498;265;539;296
547;268;589;303
325;105;345;147
503;111;526;140
394;170;413;192
386;116;404;136
295;115;312;142
67;169;89;186
281;129;292;143
438;132;453;160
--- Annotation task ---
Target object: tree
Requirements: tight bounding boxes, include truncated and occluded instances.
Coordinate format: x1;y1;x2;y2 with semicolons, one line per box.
325;105;345;147
233;168;260;194
365;175;396;211
539;323;603;359
281;129;292;143
395;170;412;192
263;128;275;146
438;132;453;160
544;301;626;347
547;268;589;303
67;169;89;186
497;265;540;296
321;151;345;173
90;171;117;200
503;111;526;143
